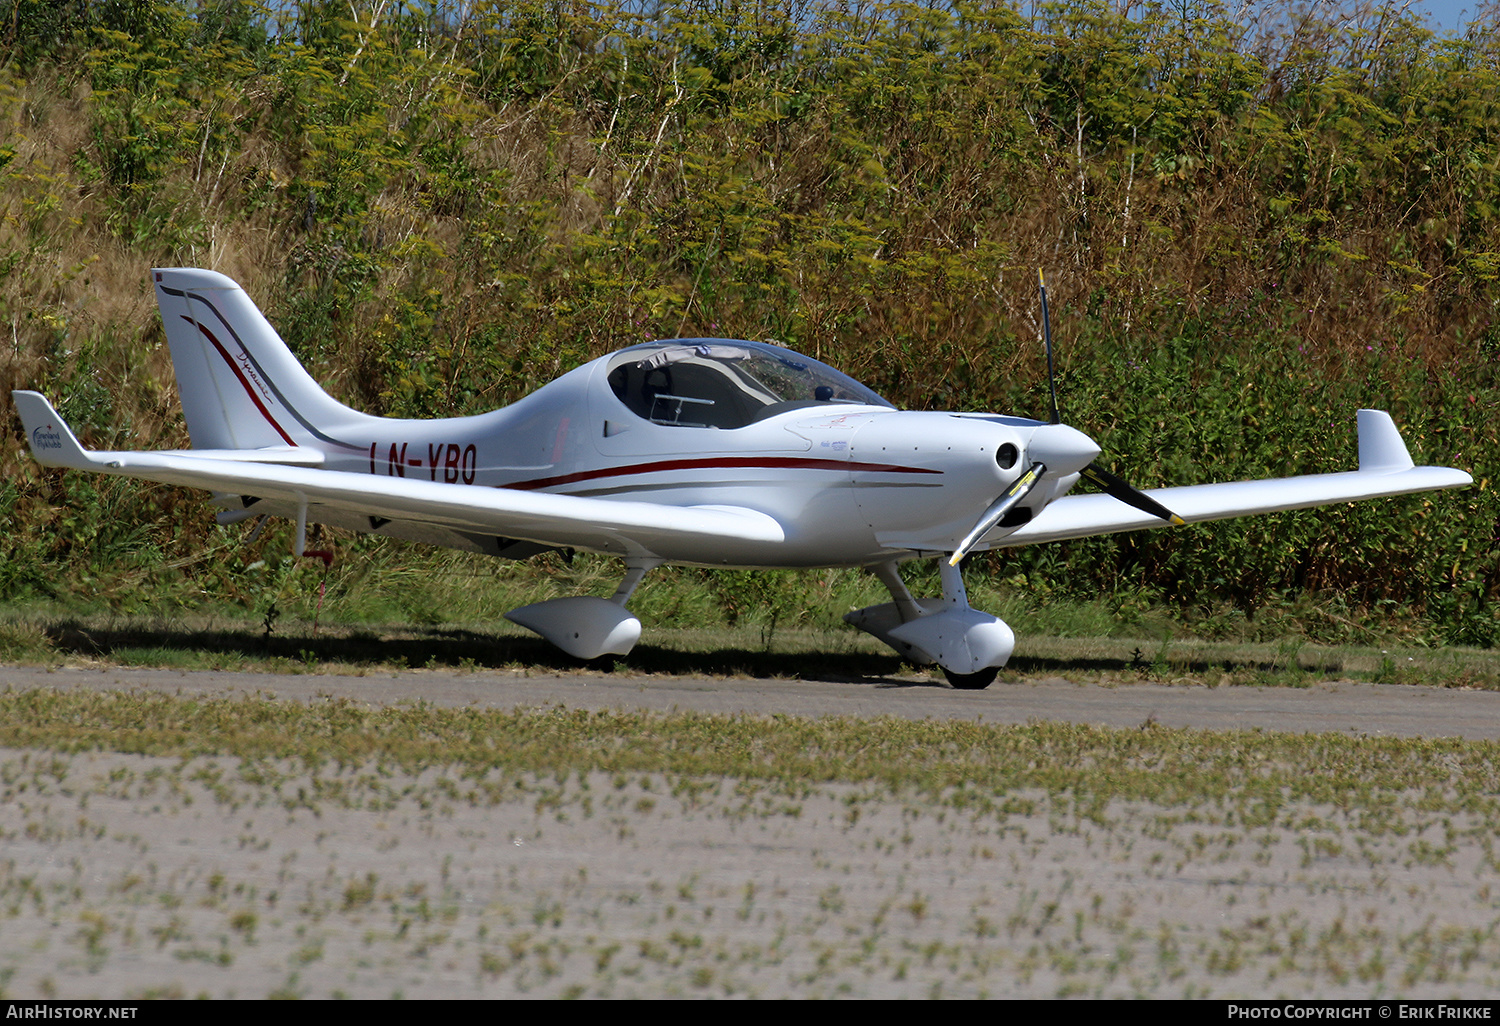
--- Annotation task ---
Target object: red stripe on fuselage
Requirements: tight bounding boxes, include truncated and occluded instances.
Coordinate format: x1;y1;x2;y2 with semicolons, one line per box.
503;457;941;492
182;316;297;446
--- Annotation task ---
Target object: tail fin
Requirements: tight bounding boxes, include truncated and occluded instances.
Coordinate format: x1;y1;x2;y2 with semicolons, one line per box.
153;268;360;451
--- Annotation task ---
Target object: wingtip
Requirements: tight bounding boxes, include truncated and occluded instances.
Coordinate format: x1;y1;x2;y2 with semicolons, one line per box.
1357;409;1416;473
12;390;95;470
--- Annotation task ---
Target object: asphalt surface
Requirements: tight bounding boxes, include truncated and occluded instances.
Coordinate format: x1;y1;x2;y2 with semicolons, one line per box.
5;662;1500;739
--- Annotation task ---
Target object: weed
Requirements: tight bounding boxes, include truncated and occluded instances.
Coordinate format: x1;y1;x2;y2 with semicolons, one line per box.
0;1;1496;654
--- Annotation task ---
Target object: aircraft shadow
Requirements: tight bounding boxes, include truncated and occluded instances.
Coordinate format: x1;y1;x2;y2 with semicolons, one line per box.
39;621;938;687
39;623;1325;689
1006;652;1345;677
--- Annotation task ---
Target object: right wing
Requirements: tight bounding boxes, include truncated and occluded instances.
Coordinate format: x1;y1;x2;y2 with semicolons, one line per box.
13;391;784;559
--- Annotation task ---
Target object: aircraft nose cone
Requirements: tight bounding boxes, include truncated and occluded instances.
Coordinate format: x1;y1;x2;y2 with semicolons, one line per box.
1027;423;1100;477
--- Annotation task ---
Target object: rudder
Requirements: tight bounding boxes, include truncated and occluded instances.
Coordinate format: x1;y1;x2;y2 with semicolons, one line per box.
153;268;358;451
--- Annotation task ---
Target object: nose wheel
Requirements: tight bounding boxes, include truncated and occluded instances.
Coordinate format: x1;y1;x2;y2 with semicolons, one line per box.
845;560;1014;689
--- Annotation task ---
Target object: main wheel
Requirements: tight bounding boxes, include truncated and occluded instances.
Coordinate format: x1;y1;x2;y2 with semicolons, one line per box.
942;666;998;690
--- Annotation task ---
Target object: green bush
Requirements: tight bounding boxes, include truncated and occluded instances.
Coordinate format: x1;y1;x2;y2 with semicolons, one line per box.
0;0;1495;644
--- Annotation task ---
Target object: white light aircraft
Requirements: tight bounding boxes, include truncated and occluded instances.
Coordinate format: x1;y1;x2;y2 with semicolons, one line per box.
13;269;1473;688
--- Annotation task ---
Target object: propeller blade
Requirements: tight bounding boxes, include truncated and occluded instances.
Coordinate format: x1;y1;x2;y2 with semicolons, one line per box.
1080;463;1186;525
949;461;1047;566
1029;274;1181;528
1039;268;1060;425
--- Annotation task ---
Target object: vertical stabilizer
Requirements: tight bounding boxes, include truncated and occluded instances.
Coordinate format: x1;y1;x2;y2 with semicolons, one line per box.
153;268;357;451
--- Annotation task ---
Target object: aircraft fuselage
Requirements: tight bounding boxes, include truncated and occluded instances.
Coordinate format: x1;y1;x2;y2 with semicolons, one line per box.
301;347;1080;567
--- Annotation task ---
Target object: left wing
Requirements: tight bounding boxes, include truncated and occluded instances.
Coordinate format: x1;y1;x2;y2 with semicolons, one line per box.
991;410;1471;548
13;391;784;558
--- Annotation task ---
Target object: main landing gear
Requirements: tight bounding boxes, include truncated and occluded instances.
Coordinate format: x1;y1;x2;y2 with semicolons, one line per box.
844;558;1013;690
504;558;661;660
506;553;1011;690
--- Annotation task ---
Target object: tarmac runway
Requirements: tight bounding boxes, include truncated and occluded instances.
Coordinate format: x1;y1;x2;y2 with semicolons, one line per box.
4;661;1500;739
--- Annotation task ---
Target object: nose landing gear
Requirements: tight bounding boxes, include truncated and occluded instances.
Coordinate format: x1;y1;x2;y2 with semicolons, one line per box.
844;559;1012;690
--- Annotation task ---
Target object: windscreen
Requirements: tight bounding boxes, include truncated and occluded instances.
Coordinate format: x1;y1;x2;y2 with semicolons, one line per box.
607;339;891;428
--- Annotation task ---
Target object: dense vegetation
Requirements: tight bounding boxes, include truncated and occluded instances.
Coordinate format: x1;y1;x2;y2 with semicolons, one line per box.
0;0;1496;648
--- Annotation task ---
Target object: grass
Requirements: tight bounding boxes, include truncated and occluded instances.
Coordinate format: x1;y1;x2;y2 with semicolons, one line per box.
3;0;1498;659
0;688;1496;811
0;600;1497;690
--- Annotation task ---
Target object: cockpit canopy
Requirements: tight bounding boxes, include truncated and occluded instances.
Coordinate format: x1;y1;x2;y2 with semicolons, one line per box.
606;339;892;429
